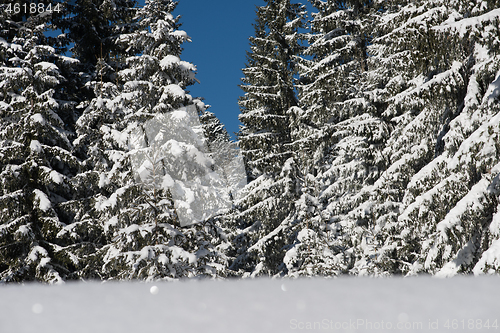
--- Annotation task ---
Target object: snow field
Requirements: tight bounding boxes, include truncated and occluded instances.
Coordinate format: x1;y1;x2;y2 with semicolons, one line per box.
1;276;499;333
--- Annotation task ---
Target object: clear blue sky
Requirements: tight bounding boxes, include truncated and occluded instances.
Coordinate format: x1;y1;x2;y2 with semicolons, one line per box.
173;0;266;139
138;0;311;140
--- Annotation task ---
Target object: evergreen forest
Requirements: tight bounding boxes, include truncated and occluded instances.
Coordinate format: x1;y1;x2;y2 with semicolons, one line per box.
1;0;500;283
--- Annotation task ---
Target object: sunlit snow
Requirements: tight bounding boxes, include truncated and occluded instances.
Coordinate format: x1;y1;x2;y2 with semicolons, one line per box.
33;189;51;211
1;277;499;333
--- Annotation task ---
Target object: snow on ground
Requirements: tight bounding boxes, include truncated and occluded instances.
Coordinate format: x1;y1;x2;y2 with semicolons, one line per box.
1;277;499;333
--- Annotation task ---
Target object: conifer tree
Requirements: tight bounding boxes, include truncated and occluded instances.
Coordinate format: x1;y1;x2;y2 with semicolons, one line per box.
278;0;388;276
56;0;138;108
238;0;306;179
74;0;230;280
232;0;307;276
61;0;137;69
346;0;500;276
0;4;84;282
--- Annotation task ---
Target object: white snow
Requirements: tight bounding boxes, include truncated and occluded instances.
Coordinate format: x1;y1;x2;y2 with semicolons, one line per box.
448;109;500;170
0;101;12;111
1;277;500;333
166;139;184;157
30;114;46;125
49;170;64;185
172;30;188;38
159;55;180;70
297;228;315;242
475;43;490;61
170;246;196;264
35;62;58;72
103;216;119;233
436;241;476;278
484;70;500;104
101;126;129;149
136;159;153;182
489;203;500;237
95;97;104;109
33;189;51;212
29;140;43;153
436;177;490;239
95;186;128;211
16;225;30;236
98;173;110;188
474;238;500;275
434;8;500;37
170;110;188;121
164;84;186;99
162;173;175;188
283;246;298;270
27;246;48;262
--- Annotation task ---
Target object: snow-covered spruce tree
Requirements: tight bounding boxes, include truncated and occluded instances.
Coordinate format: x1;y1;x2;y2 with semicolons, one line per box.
345;0;500;276
0;5;84;283
279;0;389;277
399;1;500;277
336;0;465;275
298;0;373;131
231;0;307;277
56;0;139;240
199;108;231;150
238;0;305;179
75;0;230;281
61;0;142;279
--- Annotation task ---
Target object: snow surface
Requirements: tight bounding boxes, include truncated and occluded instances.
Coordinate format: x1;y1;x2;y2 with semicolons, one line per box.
29;140;43;153
30;113;46;125
434;8;500;37
159;55;180;70
1;277;499;333
33;189;51;212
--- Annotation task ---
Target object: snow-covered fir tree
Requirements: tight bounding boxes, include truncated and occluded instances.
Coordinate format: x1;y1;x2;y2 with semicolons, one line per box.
345;0;500;276
238;0;306;179
278;0;389;277
0;4;84;283
198;108;246;205
74;0;231;280
234;0;499;278
231;0;307;277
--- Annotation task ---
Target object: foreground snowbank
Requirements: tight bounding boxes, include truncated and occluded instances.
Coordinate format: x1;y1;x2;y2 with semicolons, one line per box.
1;276;499;333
